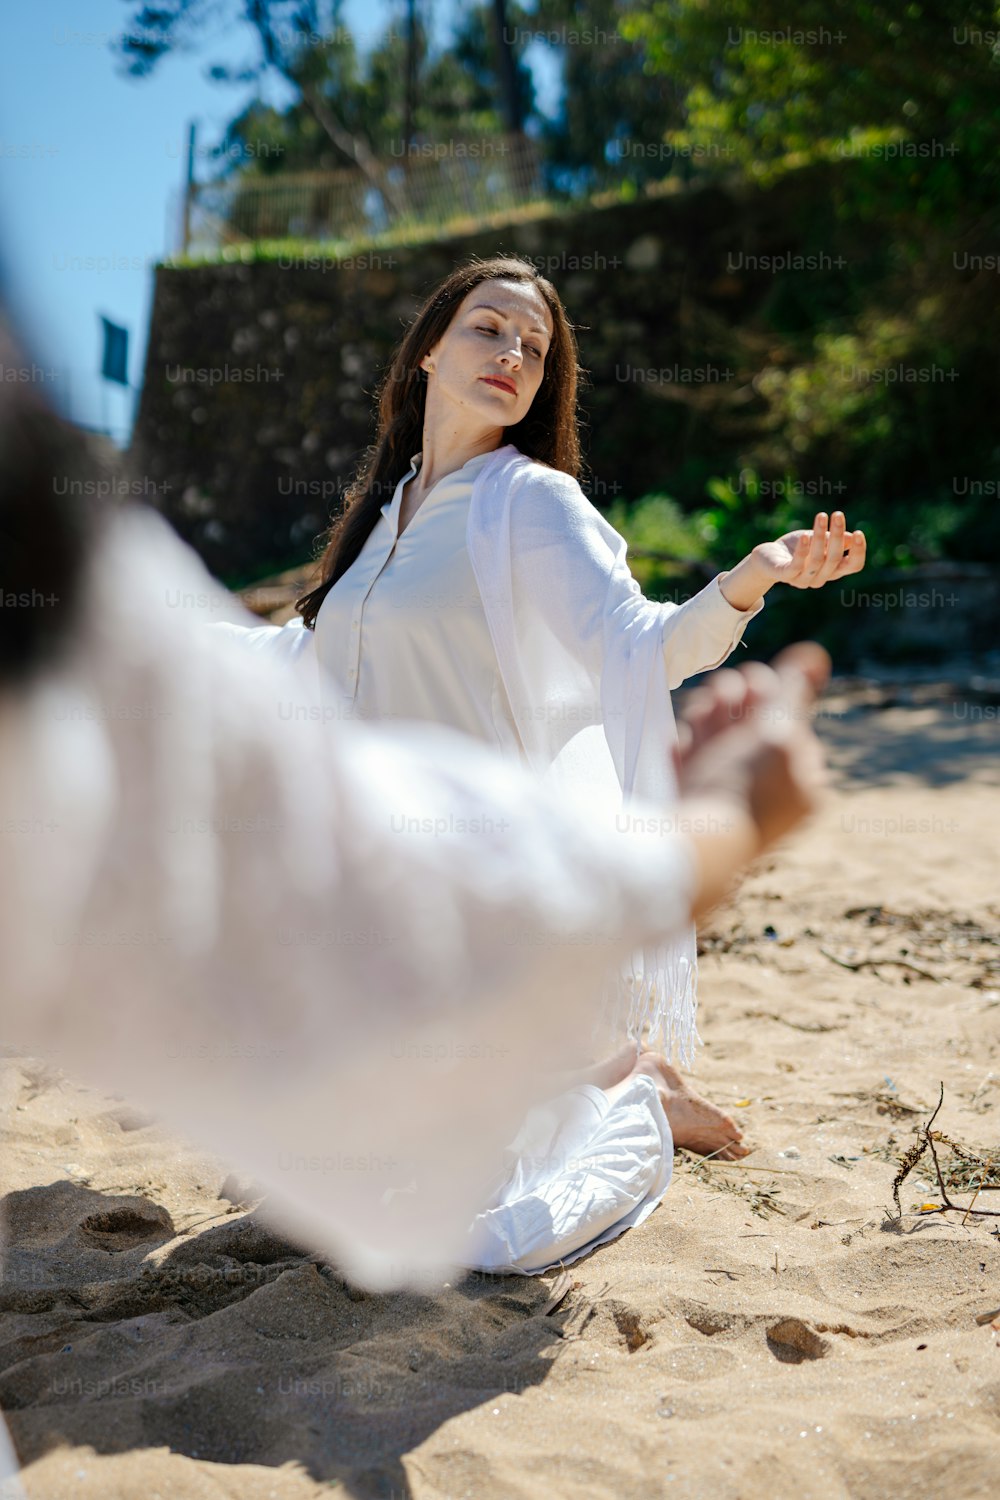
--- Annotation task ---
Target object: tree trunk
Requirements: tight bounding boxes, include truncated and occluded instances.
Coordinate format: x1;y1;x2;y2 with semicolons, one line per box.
491;0;523;135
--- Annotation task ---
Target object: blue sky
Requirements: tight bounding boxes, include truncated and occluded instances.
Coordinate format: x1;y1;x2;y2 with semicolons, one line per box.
1;0;557;445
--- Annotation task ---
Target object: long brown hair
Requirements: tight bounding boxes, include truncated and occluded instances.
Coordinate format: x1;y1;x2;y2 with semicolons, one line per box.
296;254;585;629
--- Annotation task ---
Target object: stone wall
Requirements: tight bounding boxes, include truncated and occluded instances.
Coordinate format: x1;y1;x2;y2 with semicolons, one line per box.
131;168;839;586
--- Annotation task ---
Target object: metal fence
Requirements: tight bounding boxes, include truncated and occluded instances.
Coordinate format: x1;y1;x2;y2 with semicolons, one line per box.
178;134;546;256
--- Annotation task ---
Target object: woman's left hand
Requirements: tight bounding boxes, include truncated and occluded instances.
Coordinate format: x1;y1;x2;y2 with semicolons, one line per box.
755;511;866;589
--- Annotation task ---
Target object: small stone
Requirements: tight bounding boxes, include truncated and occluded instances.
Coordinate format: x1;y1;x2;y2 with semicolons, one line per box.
624;235;661;271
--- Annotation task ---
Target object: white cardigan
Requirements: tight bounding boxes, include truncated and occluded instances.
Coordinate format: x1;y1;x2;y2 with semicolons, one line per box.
220;443;763;1063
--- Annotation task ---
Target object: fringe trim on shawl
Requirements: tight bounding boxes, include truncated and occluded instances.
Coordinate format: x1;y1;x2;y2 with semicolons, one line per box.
592;939;701;1070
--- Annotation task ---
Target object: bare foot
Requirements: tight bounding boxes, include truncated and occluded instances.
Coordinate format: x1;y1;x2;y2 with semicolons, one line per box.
632;1052;750;1161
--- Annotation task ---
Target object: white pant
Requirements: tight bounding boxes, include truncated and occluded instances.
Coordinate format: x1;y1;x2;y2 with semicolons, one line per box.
464;1074;673;1274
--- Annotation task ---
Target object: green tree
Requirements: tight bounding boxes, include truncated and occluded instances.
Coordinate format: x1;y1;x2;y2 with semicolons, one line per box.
527;0;686;195
119;0;537;177
119;0;406;206
617;0;1000;565
624;0;1000;218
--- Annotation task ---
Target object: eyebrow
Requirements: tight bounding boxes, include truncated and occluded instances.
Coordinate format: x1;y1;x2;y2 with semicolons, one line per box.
468;303;552;342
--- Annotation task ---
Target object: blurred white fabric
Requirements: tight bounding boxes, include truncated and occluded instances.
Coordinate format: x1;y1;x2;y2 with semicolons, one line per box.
0;1421;23;1500
0;503;697;1290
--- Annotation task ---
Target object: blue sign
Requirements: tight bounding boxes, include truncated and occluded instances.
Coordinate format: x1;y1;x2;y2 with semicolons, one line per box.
100;316;129;385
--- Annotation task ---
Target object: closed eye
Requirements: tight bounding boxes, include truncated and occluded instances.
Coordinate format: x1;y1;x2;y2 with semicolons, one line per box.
475;325;544;358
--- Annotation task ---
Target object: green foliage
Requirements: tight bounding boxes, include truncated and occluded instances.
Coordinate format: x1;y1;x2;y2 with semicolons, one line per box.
611;0;1000;566
527;0;686;195
694;472;799;564
119;0;538;176
624;0;1000;217
603;491;706;596
220;4;538;172
604;492;705;558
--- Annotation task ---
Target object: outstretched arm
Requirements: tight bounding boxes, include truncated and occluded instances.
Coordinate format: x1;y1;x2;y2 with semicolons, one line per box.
484;465;765;693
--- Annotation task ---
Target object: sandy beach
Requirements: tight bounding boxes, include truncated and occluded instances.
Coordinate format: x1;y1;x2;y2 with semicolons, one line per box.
3;668;999;1500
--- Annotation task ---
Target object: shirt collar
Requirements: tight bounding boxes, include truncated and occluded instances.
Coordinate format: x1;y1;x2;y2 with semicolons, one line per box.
381;449;496;522
381;455;421;522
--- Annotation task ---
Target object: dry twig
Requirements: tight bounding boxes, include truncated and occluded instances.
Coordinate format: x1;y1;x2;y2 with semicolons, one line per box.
892;1084;1000;1219
820;947;940;982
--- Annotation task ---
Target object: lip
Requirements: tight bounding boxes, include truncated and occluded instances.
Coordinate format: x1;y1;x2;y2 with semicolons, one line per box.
480;375;517;396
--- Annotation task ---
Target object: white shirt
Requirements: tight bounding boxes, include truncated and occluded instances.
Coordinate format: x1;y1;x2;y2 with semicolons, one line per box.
212;442;763;1065
315;450;524;759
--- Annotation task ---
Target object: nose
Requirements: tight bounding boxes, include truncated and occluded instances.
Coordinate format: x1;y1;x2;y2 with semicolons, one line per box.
497;340;523;368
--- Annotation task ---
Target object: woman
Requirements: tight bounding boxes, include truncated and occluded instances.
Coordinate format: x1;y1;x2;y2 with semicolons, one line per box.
223;254;865;1272
0;294;835;1490
0;295;825;1294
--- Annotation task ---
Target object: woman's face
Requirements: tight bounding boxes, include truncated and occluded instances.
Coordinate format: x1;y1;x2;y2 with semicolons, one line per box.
419;278;554;429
